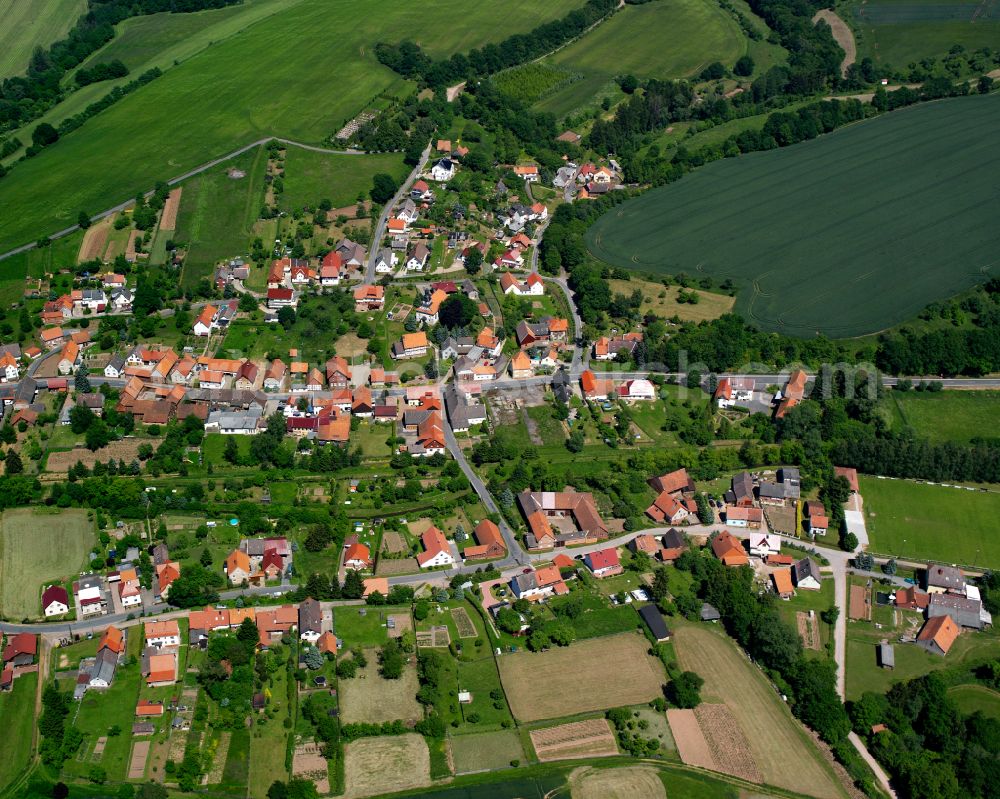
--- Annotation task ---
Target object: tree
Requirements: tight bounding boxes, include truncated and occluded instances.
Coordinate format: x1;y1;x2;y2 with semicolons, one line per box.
733;55;755;76
438;294;478;329
496;607;523;634
342;569;364;599
224;436;239;464
5;449;23;474
77;211;92;229
695;493;713;525
199;548;213;567
840;531;858;552
465;247;483;275
237;617;259;645
278;306;297;330
686;369;702;389
74;370;92;393
70;404;96;434
32;122;59;148
666;671;704;708
378;639;405;679
52;784;69;799
370;173;399;204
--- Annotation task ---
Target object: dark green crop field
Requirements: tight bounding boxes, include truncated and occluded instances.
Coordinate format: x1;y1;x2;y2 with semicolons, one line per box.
586;95;1000;338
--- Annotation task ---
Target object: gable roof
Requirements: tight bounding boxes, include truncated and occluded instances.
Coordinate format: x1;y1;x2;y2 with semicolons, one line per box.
917;614;960;654
99;625;125;654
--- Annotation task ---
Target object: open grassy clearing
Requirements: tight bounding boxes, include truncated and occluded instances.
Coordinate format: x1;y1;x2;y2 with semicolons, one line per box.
449;730;524;774
338;648;423;724
498;632;664;722
607;277;735;322
948;683;1000;718
889;390;1000;444
533;0;747;117
861;475;1000;566
174;145;268;289
343;734;431;799
0;672;38;792
672;623;844;799
0;0;86;79
0;0;584;255
842;0;1000;70
279;147;407;212
0;507;94;619
588;94;1000;338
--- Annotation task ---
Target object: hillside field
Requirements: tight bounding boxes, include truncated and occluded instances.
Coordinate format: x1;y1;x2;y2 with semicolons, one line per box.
0;0;86;79
0;507;94;619
861;476;1000;566
842;0;1000;70
889;390;1000;444
0;0;584;259
278;148;408;212
587;95;1000;338
533;0;748;117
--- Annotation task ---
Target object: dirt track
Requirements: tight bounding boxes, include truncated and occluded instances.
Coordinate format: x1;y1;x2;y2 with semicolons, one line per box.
814;10;856;77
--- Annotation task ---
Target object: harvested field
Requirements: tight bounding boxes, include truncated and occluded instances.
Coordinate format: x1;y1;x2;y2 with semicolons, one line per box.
568;765;666;799
338;648;422;724
387;613;412;639
128;741;150;780
798;611;821;651
673;624;841;799
450;607;476;638
376;557;419;576
160;188;182;231
78;216;111;263
292;742;329;794
529;718;618;762
499;633;664;722
695;704;762;783
381;531;407;554
416;626;451;648
46;438;153;473
342;734;430;799
103;238;124;262
667;709;714;771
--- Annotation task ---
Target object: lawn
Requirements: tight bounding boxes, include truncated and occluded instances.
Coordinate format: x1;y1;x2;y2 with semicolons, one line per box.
774;578;836;657
449;730;523;774
535;0;748;118
0;0;586;255
249;656;292;798
456;656;514;730
354;423;393;459
0;672;38;793
861;476;1000;567
890;390;1000;444
672;622;844;799
174;145;268;289
333;606;401;649
0;507;94;619
498;632;664;722
279;147;408;212
587;94;1000;338
0;0;86;79
608;277;735;324
948;684;1000;719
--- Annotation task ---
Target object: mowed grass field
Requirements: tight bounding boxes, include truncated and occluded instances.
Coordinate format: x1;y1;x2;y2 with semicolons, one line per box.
607;277;735;322
279;147;408;211
673;624;844;799
0;672;37;793
174;146;268;288
498;633;664;722
0;0;584;258
534;0;748;117
587;94;1000;338
861;476;1000;566
844;0;1000;69
0;0;86;79
0;507;94;619
889;390;1000;444
948;684;1000;718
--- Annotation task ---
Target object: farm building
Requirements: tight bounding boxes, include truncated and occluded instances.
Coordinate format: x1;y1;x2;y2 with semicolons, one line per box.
639;605;671;642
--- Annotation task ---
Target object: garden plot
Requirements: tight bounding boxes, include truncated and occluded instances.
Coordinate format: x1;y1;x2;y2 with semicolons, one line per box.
530;718;619;761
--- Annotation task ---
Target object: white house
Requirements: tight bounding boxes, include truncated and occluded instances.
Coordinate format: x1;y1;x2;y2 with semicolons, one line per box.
145;621;181;648
747;533;781;558
430;158;456;182
406;244;431;272
617;379;656;402
41;585;70;617
0;352;19;382
499;272;544;296
374;249;396;274
416;527;456;569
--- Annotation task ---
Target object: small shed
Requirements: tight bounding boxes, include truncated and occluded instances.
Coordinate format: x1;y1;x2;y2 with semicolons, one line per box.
878;642;895;670
700;603;721;623
639;604;671;643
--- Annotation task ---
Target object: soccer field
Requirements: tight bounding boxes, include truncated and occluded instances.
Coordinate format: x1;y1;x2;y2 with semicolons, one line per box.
861;476;1000;567
586;94;1000;338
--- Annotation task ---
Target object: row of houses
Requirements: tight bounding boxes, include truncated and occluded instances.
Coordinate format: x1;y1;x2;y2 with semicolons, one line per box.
580;370;656;403
41;286;133;324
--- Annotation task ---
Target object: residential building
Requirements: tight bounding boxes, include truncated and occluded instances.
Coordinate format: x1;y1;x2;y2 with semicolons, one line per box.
42;585;70;617
344;542;372;571
298;597;323;643
510;565;567;600
517;490;608;550
916;614;960;656
584;547;623;578
416;526;456;569
725;506;763;528
926;564;965;594
145;620;181;648
464;519;506;561
711;531;749;567
792;558;823;590
747;533;781;558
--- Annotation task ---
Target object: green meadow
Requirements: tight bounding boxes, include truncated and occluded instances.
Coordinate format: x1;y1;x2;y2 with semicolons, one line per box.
0;0;86;79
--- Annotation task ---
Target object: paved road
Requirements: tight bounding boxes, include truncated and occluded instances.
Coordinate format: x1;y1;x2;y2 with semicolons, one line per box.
364;143;431;283
0;138;367;264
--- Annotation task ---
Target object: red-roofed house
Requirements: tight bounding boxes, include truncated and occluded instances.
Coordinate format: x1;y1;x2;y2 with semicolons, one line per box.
583;547;622;578
463;520;506;561
344;542;372;571
417;526;456;569
42;585;70;617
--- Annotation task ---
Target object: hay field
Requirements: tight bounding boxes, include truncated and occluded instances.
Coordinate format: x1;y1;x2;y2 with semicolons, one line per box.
673;624;843;799
889;390;1000;444
861;476;1000;567
568;765;666;799
0;0;86;79
607;277;734;323
0;0;585;255
343;735;431;799
338;648;422;724
530;718;619;761
498;633;664;722
450;730;524;773
0;508;94;619
587;95;1000;338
